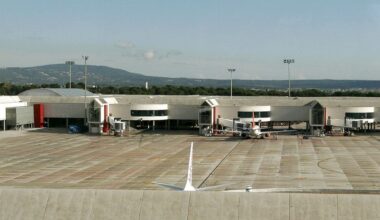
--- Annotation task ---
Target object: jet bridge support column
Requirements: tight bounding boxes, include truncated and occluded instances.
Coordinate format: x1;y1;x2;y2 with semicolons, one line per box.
252;111;255;127
103;105;109;133
212;107;216;134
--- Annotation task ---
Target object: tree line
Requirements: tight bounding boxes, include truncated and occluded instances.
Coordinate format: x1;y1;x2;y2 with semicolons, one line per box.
1;82;380;97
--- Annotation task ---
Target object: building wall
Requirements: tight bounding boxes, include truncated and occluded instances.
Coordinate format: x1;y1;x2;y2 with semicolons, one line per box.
216;106;238;120
0;102;28;109
343;107;374;113
206;106;310;123
326;107;375;127
238;106;271;123
131;104;168;111
109;104;130;120
326;107;345;126
44;103;85;118
239;106;271;112
6;106;34;126
271;106;309;121
110;104;199;121
0;96;23;104
129;104;169;121
168;105;198;120
0;99;28;121
0;107;5;121
375;107;380;122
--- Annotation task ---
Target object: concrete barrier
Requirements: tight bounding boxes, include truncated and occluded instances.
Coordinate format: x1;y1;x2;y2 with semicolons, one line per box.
0;188;379;220
239;193;289;220
0;188;49;220
91;190;143;220
338;194;380;220
139;190;189;220
290;193;336;220
44;189;96;219
188;191;239;220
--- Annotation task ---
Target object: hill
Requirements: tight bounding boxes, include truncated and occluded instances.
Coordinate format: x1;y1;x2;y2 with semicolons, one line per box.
1;64;379;89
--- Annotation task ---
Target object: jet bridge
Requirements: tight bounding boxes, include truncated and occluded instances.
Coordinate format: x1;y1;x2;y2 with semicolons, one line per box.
198;99;219;135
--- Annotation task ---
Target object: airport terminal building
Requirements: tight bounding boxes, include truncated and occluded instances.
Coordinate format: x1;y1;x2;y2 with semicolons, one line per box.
1;88;379;134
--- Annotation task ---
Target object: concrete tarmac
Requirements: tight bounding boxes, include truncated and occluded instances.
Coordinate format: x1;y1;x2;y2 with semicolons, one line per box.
1;129;380;219
1;129;380;191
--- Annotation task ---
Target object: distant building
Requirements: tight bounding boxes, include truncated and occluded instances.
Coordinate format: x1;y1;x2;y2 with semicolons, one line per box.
0;88;377;133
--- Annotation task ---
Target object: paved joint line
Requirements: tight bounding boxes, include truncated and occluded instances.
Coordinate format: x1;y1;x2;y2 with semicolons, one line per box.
237;194;241;220
138;190;144;220
42;190;51;220
87;190;97;219
336;194;339;220
198;141;239;188
186;192;192;220
288;193;291;220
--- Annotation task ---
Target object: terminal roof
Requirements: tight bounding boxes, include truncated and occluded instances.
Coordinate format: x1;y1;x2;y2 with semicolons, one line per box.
18;88;95;97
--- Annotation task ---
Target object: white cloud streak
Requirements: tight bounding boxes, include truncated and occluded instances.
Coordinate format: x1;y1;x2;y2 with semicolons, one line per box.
144;50;155;60
115;41;136;49
115;40;181;61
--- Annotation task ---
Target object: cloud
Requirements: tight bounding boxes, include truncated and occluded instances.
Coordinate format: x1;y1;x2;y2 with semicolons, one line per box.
144;50;155;60
158;50;182;59
115;41;135;49
295;72;306;80
171;61;193;66
116;40;181;61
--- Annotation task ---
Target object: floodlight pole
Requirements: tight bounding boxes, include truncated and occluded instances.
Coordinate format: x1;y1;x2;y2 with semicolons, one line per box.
65;61;75;88
228;68;236;99
283;59;295;97
288;63;290;97
82;56;89;126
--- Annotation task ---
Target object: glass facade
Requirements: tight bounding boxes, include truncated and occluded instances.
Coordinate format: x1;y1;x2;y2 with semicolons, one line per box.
154;110;168;116
311;104;324;125
131;110;168;117
238;112;253;118
199;110;211;124
238;111;271;118
88;100;101;122
255;111;271;118
345;112;374;119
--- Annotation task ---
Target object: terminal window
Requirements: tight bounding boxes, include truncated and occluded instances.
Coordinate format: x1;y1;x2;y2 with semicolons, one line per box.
238;112;252;118
154;110;168;116
345;112;374;119
199;110;211;124
238;111;271;118
311;104;324;125
131;110;168;117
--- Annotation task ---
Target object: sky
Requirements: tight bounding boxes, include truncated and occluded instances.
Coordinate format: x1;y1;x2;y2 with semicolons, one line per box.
1;0;380;80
